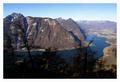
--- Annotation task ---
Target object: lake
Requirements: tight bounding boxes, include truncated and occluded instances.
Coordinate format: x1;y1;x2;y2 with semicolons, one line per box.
86;35;110;58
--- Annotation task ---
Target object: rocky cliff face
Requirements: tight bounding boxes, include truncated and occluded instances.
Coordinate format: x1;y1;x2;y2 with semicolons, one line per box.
95;45;116;72
4;13;85;50
102;45;116;69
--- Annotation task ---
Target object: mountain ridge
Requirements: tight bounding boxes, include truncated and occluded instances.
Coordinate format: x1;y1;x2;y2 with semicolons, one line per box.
4;13;85;50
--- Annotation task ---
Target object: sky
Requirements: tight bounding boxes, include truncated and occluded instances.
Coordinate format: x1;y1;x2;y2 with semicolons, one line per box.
4;3;116;21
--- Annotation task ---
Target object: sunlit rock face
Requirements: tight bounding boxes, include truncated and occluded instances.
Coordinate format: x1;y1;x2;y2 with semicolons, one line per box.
4;13;86;50
33;18;80;49
102;45;116;69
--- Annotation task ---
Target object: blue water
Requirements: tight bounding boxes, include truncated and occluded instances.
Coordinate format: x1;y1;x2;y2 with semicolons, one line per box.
86;35;110;58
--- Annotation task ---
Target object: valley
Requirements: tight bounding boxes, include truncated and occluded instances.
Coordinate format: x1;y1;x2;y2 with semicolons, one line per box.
4;13;117;78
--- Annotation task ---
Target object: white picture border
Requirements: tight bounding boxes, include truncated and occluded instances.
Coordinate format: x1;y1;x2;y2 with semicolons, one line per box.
0;0;119;82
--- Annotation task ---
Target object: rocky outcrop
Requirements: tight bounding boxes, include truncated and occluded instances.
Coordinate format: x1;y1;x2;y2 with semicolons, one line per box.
96;45;116;71
102;45;116;65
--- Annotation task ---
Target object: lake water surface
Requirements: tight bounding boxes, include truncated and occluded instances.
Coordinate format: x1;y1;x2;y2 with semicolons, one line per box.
86;35;110;58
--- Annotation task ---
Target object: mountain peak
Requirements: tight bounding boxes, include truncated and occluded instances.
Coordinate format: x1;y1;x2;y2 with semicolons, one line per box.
10;12;24;17
67;18;74;21
57;17;64;20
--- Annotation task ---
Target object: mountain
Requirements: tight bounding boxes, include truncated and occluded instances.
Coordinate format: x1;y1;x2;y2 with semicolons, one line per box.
4;13;28;49
57;18;86;41
27;17;81;49
77;21;116;33
4;13;85;50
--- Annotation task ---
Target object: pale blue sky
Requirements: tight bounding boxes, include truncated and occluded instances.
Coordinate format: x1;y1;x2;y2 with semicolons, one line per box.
4;3;116;21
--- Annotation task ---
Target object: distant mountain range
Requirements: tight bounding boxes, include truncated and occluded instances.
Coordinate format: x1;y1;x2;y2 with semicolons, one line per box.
4;13;85;50
77;21;116;33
